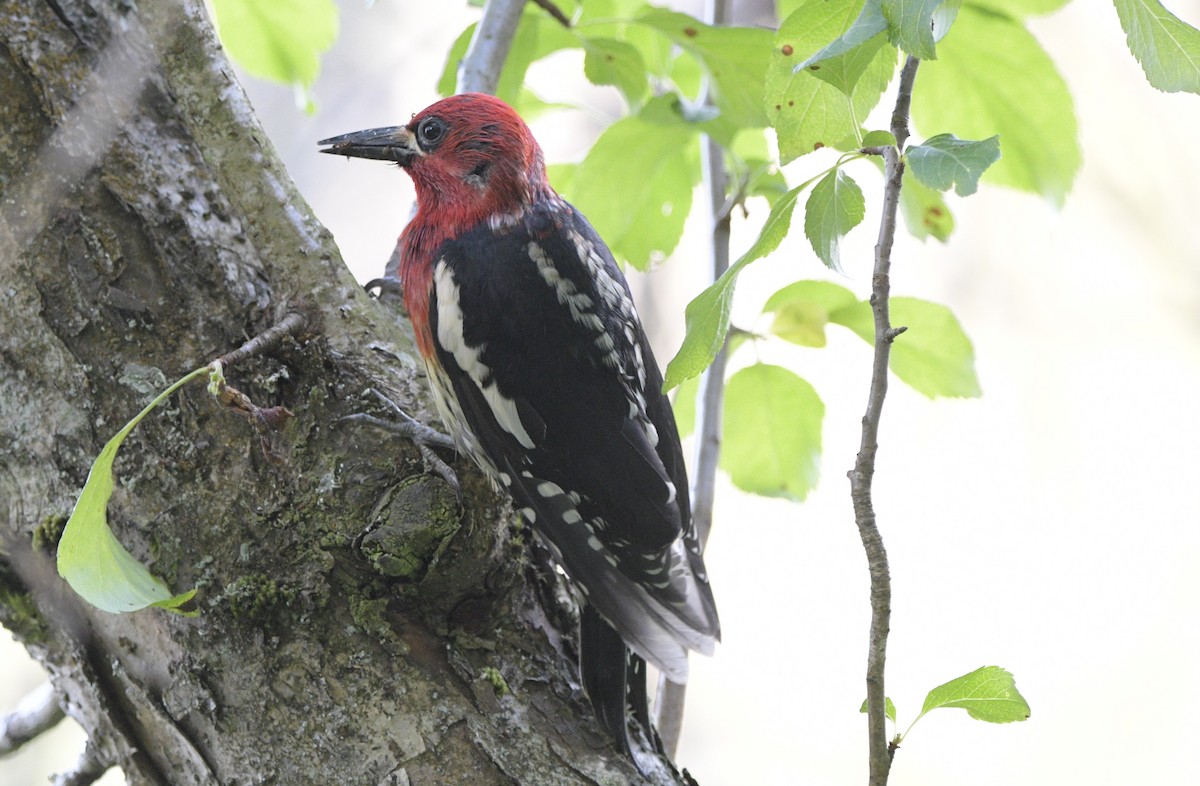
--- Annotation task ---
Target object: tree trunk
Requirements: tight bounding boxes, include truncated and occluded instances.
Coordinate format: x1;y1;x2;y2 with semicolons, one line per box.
0;2;670;783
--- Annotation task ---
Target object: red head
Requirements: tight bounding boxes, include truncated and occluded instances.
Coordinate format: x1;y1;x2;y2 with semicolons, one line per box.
320;93;551;228
320;94;555;358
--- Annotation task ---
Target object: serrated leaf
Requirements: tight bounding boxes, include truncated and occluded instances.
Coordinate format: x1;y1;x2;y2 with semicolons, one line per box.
721;364;823;500
899;168;955;242
799;0;890;95
583;37;650;105
211;0;337;88
805;169;866;270
664;184;806;390
881;0;957;60
763;280;858;348
859;696;898;723
768;1;897;163
1114;0;1200;94
910;6;1079;205
639;10;774;127
919;666;1031;723
907;133;1001;197
58;367;208;615
567;108;699;270
807;31;891;95
830;297;981;398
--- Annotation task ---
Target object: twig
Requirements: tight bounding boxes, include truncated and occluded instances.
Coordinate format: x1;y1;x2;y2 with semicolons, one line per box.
531;0;571;28
209;312;308;463
458;0;528;95
849;54;920;786
51;742;112;786
216;311;307;369
654;0;731;758
0;681;64;756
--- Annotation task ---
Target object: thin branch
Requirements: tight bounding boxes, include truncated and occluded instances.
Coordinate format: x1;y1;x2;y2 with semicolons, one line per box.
655;0;731;758
850;54;920;786
216;311;308;369
457;0;528;95
531;0;571;28
52;742;112;786
0;682;64;756
210;312;308;463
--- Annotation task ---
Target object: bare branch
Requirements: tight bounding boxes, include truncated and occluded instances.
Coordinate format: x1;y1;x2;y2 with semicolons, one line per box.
216;311;308;369
457;0;528;95
52;742;113;786
849;54;921;786
0;682;64;756
531;0;572;28
655;0;731;758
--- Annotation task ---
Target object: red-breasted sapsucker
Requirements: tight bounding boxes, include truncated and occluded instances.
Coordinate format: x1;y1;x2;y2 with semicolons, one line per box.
320;93;719;755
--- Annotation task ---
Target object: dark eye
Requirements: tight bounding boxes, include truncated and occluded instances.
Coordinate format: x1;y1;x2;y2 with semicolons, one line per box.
417;117;446;149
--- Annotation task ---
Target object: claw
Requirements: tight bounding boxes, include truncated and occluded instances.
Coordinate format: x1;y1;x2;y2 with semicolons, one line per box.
364;276;404;298
341;389;461;499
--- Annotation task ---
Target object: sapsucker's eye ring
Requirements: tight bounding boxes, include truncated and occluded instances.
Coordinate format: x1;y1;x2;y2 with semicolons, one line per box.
417;117;446;150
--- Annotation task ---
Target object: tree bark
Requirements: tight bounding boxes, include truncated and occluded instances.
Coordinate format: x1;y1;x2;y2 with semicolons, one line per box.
0;1;666;783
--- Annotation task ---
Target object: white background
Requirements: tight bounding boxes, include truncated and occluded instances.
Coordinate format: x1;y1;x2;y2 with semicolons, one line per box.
4;2;1199;784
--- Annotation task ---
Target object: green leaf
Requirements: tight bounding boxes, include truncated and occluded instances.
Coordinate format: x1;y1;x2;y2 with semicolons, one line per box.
830;297;981;398
907;133;1001;197
438;10;577;103
721;364;824;501
567;107;700;270
546;162;577;195
437;24;476;96
583;37;650;105
210;0;338;88
910;6;1080;205
796;0;892;97
804;169;866;270
57;367;208;615
763;280;858;348
663;184;806;390
861;129;898;147
899;168;955;241
1114;0;1200;94
799;0;888;74
884;0;963;59
969;0;1070;14
918;666;1031;724
639;10;775;127
672;371;702;438
859;696;898;723
730;131;791;206
808;31;891;96
768;1;897;163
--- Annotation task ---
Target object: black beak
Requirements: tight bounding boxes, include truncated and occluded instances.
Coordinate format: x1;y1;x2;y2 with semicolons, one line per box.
318;126;415;163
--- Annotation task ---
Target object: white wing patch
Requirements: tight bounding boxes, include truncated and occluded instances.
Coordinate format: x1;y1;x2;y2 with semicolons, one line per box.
434;260;536;450
529;237;658;448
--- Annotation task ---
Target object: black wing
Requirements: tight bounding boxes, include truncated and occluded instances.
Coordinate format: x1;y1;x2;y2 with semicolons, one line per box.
428;197;719;680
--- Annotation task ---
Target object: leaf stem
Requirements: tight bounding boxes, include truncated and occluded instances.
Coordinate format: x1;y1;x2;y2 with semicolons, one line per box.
850;53;920;786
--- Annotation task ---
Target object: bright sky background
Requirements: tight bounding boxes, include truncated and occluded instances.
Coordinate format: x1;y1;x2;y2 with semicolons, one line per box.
5;2;1199;784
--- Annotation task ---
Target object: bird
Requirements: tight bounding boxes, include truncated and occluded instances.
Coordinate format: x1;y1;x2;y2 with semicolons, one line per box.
319;93;719;758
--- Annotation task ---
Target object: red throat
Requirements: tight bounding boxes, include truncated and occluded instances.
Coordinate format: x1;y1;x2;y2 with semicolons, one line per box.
394;94;552;361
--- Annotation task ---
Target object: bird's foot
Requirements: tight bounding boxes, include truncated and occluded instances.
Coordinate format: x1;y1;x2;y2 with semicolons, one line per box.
364;276;403;298
341;388;460;499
